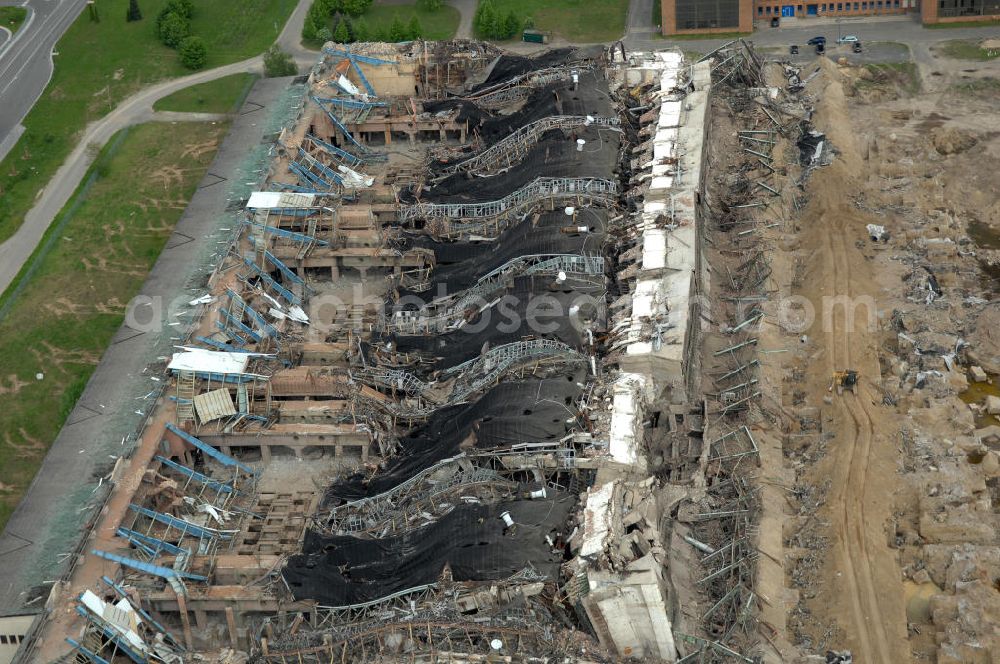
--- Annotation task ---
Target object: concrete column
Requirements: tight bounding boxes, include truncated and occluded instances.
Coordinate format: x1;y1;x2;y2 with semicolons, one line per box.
176;591;194;650
362;444;369;462
330;261;340;280
384;129;392;145
225;607;239;648
194;609;209;631
260;445;272;464
222;445;233;457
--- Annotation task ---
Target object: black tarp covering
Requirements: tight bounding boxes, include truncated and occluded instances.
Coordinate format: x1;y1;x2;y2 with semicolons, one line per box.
399;209;608;303
392;276;600;369
283;492;575;605
323;373;586;505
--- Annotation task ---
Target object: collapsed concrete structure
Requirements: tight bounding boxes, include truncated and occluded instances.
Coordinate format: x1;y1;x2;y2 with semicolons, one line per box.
11;40;781;664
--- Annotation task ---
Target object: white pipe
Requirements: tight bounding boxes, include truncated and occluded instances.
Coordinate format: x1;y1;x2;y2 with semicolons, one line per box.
500;511;514;528
590;355;597;376
529;487;547;500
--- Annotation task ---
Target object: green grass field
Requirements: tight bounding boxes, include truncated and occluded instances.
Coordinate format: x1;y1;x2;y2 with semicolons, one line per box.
153;73;259;113
0;0;294;246
0;6;27;34
936;39;1000;60
489;0;629;42
0;121;229;532
925;19;1000;29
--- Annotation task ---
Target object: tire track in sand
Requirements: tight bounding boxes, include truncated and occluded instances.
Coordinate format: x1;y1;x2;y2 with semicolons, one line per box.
822;225;896;663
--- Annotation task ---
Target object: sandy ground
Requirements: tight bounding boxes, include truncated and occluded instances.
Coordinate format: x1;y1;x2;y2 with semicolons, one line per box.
771;43;1000;663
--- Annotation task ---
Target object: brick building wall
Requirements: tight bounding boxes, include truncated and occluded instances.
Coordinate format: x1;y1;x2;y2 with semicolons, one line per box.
922;0;1000;23
753;0;916;20
661;0;753;35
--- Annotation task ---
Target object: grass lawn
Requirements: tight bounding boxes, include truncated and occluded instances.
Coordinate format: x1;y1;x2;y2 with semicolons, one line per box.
0;0;294;246
936;39;1000;60
925;19;1000;29
153;73;259;113
858;62;921;95
0;121;229;532
488;0;629;42
0;6;27;34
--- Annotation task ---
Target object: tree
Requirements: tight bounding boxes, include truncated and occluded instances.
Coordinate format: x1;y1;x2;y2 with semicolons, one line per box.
417;0;443;10
407;16;423;40
333;18;351;43
178;36;207;70
388;15;406;41
474;0;496;38
126;0;143;22
303;0;330;41
503;11;520;38
341;0;372;17
264;45;298;77
158;12;190;48
353;18;370;42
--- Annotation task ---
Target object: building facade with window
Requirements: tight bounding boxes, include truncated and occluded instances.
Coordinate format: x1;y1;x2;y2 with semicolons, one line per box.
659;0;999;33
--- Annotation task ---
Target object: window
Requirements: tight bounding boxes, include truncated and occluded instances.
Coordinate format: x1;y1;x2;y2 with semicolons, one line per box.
838;2;843;8
862;1;867;8
854;2;859;8
894;0;900;6
798;4;804;10
0;635;7;644
821;3;826;9
766;6;772;13
877;0;883;7
759;5;764;13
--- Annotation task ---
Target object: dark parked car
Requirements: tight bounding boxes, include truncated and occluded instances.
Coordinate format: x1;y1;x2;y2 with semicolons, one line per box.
807;36;826;46
771;16;780;27
790;44;799;55
852;41;863;53
816;42;826;55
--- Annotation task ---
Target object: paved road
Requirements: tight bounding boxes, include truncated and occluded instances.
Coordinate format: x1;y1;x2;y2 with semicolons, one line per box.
451;0;476;40
0;0;315;297
0;0;89;162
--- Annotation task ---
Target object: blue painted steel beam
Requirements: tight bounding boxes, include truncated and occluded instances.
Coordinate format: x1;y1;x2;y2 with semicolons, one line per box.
66;637;112;664
91;549;208;582
241;303;278;339
117;527;190;557
350;57;376;96
193;372;255;384
214;321;249;347
128;504;234;540
306;133;362;167
264;250;305;286
195;335;249;353
241;257;299;306
322;47;394;66
312;96;386;109
220;308;263;342
165;423;258;476
155;455;236;494
312;97;367;151
288;159;334;190
299;148;343;186
98;576;186;651
245;220;329;246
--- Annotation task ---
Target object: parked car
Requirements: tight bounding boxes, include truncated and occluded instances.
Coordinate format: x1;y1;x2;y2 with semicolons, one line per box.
790;44;799;55
807;36;826;46
838;34;859;43
852;41;863;53
816;42;826;55
771;16;780;27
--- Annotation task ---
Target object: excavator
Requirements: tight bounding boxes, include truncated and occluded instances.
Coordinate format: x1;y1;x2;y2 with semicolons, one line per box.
829;370;858;395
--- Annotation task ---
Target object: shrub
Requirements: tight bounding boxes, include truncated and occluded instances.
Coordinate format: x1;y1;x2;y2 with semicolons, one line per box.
264;45;298;77
353;18;370;42
157;12;190;48
316;26;333;42
417;0;443;10
341;0;372;17
178;36;207;70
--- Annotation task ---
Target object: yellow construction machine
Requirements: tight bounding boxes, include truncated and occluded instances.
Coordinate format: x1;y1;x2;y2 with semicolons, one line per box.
829;370;859;395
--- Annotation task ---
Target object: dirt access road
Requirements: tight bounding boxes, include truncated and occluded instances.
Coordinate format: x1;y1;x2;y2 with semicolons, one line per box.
797;60;911;662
